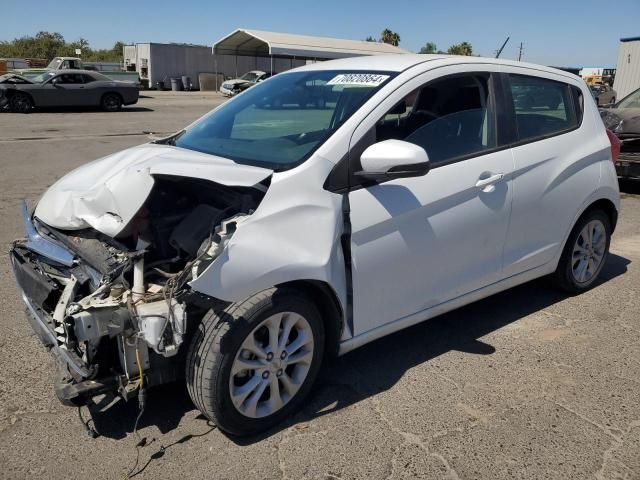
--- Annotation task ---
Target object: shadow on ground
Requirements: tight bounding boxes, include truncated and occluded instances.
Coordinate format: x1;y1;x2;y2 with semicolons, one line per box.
1;106;153;114
619;179;640;196
87;253;630;445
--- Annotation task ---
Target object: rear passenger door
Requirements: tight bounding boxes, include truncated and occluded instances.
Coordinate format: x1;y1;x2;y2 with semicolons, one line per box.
500;72;595;277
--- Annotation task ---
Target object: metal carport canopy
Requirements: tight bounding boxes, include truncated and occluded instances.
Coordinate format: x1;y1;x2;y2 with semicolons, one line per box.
213;29;409;59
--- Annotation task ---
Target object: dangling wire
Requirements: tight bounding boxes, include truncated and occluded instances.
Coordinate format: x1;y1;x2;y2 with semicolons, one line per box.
124;341;147;479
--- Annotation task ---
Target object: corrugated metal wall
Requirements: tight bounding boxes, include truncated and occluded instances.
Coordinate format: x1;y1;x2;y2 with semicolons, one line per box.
213;55;305;78
148;44;216;89
125;43;310;90
123;45;137;68
614;40;640;100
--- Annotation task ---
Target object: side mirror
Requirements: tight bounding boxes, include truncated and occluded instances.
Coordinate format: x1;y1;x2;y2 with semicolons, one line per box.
50;77;60;85
356;139;431;181
387;101;407;115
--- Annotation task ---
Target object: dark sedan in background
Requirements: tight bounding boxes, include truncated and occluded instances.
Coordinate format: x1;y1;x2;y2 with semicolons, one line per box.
601;87;640;180
0;70;139;113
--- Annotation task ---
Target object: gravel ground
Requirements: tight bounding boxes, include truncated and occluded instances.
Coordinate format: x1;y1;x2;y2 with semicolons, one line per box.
0;92;638;480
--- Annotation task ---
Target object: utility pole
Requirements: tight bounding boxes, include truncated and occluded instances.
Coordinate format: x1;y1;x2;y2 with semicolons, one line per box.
518;42;524;61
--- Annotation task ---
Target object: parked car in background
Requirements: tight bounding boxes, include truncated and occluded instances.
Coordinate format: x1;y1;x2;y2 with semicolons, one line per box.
591;84;616;106
10;55;619;436
0;70;139;113
220;70;272;96
601;86;640;179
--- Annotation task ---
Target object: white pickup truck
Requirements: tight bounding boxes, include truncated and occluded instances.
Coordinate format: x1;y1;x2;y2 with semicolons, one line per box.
11;57;140;86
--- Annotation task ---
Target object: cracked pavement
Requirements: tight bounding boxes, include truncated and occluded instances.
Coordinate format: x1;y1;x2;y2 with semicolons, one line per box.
1;92;639;479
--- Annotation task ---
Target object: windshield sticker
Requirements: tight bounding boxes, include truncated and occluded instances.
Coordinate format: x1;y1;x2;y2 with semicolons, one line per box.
326;74;390;87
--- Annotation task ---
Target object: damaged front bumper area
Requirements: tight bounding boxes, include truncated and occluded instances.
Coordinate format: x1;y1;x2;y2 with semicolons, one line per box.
10;186;256;406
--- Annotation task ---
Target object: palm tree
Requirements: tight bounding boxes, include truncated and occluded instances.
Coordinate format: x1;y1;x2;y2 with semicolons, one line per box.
380;29;401;47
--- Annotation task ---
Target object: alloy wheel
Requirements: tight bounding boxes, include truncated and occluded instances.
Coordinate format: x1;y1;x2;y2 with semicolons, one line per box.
229;312;314;418
10;94;32;113
103;94;121;111
571;219;606;284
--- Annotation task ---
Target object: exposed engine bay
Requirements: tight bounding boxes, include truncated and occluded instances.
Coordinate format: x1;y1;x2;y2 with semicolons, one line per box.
10;175;266;404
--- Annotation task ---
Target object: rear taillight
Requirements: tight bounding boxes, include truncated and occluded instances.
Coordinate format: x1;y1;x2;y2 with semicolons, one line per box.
606;129;621;163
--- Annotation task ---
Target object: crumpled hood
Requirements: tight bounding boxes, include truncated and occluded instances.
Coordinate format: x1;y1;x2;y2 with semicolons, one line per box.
0;73;33;85
34;143;272;237
223;79;250;87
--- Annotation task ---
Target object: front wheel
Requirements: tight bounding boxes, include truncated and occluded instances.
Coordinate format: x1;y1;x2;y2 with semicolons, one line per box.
553;209;611;293
9;93;34;113
186;288;325;436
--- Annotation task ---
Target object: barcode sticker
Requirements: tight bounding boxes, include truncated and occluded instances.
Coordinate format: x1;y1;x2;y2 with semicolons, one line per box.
326;74;390;87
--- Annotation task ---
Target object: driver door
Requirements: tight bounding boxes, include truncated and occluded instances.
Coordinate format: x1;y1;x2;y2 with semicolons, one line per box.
348;69;514;335
45;73;89;107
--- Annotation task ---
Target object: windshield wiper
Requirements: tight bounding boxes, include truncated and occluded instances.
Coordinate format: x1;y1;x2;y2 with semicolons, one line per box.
152;129;186;146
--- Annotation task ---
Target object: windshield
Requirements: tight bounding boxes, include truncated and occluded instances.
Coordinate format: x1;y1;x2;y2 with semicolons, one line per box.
175;70;395;171
240;71;262;82
617;88;640;109
31;72;56;83
46;58;63;69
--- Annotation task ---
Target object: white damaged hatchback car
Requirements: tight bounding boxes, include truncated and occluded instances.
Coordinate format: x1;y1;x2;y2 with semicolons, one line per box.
10;55;620;436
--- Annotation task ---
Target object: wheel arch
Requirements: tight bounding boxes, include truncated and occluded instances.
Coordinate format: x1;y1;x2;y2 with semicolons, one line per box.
553;194;619;270
101;91;123;103
6;89;35;103
275;279;344;359
581;198;618;233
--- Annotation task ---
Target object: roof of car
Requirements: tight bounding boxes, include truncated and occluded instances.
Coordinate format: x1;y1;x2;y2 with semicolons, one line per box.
294;54;575;79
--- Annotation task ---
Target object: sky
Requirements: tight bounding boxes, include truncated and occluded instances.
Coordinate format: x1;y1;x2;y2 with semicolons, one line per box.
2;0;639;67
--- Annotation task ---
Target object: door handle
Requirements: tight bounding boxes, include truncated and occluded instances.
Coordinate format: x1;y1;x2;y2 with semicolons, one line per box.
475;173;504;192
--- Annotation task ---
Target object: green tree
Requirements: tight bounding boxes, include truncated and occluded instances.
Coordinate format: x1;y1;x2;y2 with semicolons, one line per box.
419;42;438;54
380;29;401;46
364;36;377;42
447;41;473;56
0;32;125;62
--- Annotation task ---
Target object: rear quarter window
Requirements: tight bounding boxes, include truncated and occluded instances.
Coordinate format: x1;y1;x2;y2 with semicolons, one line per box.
509;74;579;142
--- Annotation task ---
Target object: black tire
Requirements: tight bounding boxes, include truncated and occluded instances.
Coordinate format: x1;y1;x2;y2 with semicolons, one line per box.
185;287;325;436
552;209;611;293
9;92;34;113
101;93;122;112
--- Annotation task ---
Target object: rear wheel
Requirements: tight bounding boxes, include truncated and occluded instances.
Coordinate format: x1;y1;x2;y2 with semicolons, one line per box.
186;288;324;436
9;92;34;113
553;209;611;293
101;93;122;112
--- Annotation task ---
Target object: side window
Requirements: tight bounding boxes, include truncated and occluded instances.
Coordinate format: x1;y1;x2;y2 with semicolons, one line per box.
82;74;96;83
375;74;497;166
56;74;84;84
571;86;584;126
509;74;577;142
